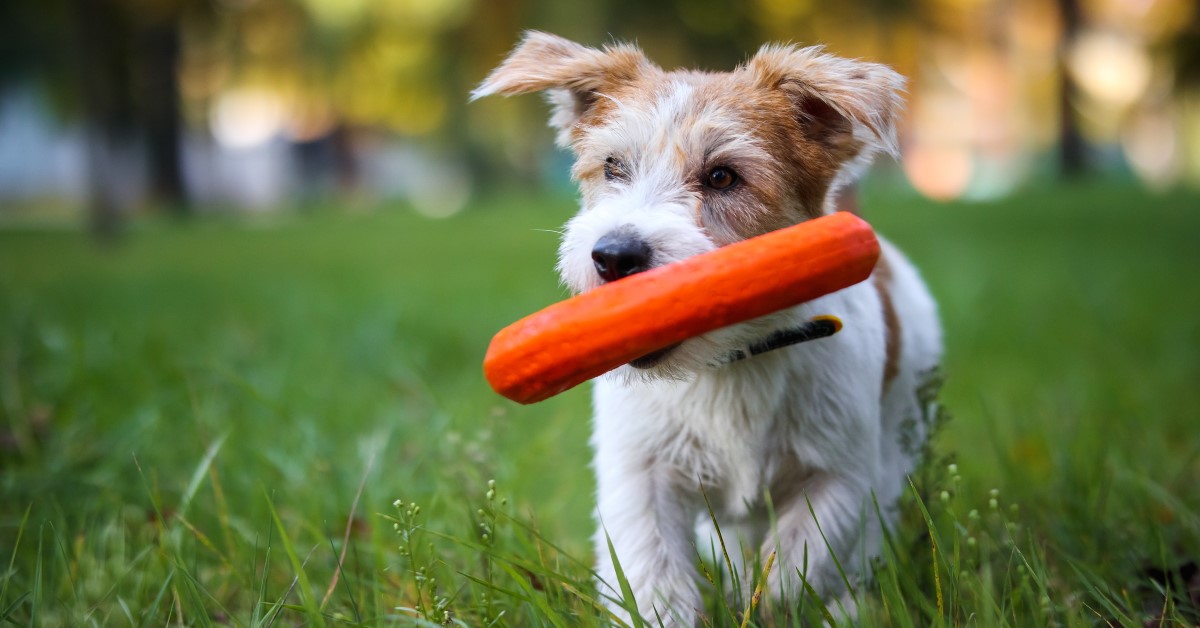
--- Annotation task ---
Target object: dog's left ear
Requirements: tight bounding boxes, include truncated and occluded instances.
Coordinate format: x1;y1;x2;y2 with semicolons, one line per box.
472;31;654;147
747;45;905;161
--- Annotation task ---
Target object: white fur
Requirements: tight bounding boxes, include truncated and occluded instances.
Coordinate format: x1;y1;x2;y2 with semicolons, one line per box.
589;258;940;624
475;33;941;625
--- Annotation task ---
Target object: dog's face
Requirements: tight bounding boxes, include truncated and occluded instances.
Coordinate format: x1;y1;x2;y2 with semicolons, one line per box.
475;32;903;375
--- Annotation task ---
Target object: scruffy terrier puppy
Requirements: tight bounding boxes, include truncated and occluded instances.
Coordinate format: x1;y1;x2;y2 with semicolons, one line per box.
474;32;942;624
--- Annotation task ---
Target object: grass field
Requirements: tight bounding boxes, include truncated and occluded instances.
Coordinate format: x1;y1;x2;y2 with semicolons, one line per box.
1;183;1198;626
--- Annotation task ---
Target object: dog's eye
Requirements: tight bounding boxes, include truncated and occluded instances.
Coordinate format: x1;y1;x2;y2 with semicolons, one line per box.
705;167;737;191
604;156;628;182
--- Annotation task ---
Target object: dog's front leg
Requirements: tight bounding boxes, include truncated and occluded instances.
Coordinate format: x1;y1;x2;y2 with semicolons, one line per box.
592;454;700;626
763;472;871;616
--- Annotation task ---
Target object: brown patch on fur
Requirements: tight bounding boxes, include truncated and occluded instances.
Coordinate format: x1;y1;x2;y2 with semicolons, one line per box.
572;52;874;228
473;31;659;149
766;455;818;509
745;44;904;156
873;253;902;393
685;73;843;231
475;31;651;100
573;159;605;184
674;143;688;169
569;83;627;143
477;34;904;238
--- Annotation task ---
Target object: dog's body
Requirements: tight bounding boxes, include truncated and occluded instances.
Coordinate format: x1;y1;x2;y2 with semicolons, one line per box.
475;32;942;624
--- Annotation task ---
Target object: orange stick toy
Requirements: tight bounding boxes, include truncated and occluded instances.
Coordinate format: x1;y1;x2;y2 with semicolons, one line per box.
484;212;880;404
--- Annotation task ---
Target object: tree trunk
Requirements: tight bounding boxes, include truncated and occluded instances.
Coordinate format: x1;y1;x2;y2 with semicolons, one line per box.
72;0;132;240
1057;0;1087;178
138;14;188;214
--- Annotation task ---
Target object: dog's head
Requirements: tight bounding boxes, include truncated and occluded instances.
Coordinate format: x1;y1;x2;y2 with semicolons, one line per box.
474;32;904;375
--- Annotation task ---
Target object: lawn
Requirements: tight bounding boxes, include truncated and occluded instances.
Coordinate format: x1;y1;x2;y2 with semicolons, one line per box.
1;183;1198;625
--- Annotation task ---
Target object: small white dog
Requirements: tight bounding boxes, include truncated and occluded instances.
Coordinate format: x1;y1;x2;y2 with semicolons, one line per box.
475;32;942;624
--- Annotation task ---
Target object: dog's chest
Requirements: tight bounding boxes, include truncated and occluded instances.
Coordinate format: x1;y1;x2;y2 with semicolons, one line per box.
653;364;798;512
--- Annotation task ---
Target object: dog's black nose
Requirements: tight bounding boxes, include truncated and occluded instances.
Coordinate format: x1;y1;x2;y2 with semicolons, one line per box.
592;232;651;282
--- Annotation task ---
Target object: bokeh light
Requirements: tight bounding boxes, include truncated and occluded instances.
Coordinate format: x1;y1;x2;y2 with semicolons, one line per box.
210;89;287;150
1;0;1198;216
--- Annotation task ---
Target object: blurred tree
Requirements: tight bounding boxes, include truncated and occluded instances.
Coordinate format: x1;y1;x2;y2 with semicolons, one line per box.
13;0;1186;215
0;0;203;236
1057;0;1087;178
133;0;190;214
70;0;136;237
1170;3;1200;88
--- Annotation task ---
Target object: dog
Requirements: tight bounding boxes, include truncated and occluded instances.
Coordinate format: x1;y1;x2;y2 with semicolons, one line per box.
474;32;942;625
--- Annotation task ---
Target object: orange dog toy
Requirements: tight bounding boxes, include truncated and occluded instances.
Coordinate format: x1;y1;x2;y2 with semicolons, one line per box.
484;212;880;404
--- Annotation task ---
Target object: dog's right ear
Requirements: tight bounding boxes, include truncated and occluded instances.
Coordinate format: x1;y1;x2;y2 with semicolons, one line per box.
471;31;652;147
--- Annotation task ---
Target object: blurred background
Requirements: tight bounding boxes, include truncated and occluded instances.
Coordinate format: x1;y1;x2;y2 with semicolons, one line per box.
3;2;1200;624
1;0;1198;228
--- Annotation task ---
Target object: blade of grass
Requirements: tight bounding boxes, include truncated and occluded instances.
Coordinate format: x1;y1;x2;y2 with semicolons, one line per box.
603;528;643;628
2;592;30;624
178;432;228;520
740;548;775;628
207;465;237;565
265;543;321;628
906;478;946;625
796;565;836;626
871;491;914;626
142;569;174;628
175;516;232;569
698;480;738;598
1066;559;1137;625
166;559;237;627
323;534;362;623
417;527;578;588
0;503;31;610
697;479;740;626
457;571;528;604
320;447;376;613
29;522;43;628
496;562;569;628
802;493;854;618
492;508;594;568
263;489;325;627
251;528;270;627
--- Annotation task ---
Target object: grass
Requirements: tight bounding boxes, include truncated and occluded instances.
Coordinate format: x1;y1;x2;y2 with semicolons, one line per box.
1;182;1198;625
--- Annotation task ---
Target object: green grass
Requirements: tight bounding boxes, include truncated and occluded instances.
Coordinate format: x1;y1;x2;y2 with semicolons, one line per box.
1;183;1198;625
